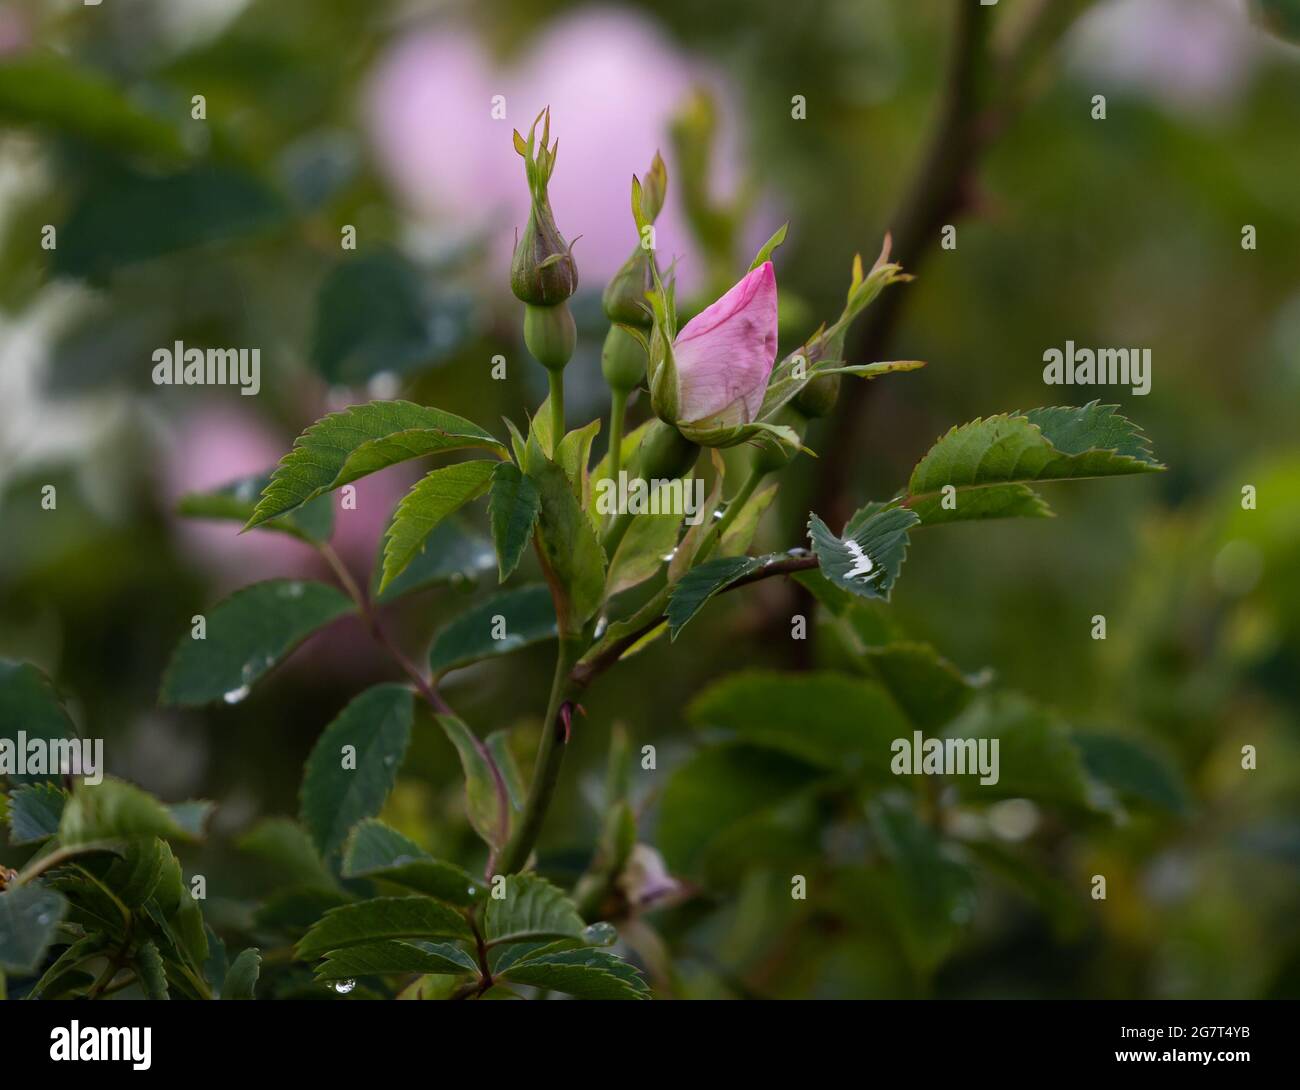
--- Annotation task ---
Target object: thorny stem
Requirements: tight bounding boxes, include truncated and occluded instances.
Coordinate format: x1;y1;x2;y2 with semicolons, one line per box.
318;541;452;716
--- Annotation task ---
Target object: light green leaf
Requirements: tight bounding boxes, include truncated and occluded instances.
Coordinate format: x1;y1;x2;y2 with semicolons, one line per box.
340;819;484;905
296;897;472;960
501;948;649;999
0;885;68;975
59;777;189;845
556;418;601;507
485;731;526;813
159;579;353;707
314;940;477;982
748;222;788;271
808;507;918;601
437;715;510;851
427;585;557;678
488;463;541;582
178;470;334;544
6;782;66;844
605;504;682;598
484;874;586;947
905;402;1163;524
300;685;414;859
245;401;504;529
718;483;777;557
381;461;497;591
223;948;261;999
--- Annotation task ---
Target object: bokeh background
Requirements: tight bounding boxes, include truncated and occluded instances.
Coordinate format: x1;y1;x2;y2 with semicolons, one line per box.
2;0;1299;998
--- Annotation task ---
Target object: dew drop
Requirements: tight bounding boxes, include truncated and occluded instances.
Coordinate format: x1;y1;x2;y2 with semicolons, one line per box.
333;979;356;994
222;684;251;705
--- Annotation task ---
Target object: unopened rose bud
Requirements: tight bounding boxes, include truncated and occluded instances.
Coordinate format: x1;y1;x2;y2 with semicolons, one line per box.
600;324;647;392
793;372;841;418
510;109;578;306
752;404;808;474
523;301;576;373
602;248;654;328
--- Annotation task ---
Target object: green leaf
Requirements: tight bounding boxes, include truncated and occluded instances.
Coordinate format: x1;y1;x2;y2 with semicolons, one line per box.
136;940;170;1000
0;56;185;160
808;507;918;601
311;248;472;384
488;463;541;582
253;888;350;938
104;837;168;905
159;579;353;707
55;165;285;282
868;796;975;971
222;948;261;999
904;483;1052;527
372;520;496;603
6;782;66;844
437;715;510;851
605;504;682;598
591;419;654;486
500;948;649;999
484;874;586;946
178;470;334;544
748;222;788;271
1075;732;1191;815
59;778;189;845
381;461;497;591
238;818;337;889
245;401;504;529
858;642;980;731
340;819;484;905
719;483;777;557
1252;0;1300;42
945;694;1097;811
0;660;77;784
427;585;557;678
904;402;1163;525
666;554;771;638
297;897;473;960
0;885;68;975
658;744;824;874
556;418;602;506
485;731;526;813
531;461;607;632
300;685;414;859
314;940;476;982
687;670;908;776
27;934;108;999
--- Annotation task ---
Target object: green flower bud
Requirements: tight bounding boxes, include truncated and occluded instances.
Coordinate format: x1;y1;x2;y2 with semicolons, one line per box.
634;419;699;482
751;404;807;475
601;324;647;392
510;108;579;307
524;301;576;372
793;372;841;418
602;248;654;328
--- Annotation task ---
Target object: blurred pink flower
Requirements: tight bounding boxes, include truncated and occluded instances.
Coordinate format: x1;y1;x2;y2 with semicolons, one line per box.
0;5;29;56
1069;0;1261;114
364;8;744;293
673;260;779;427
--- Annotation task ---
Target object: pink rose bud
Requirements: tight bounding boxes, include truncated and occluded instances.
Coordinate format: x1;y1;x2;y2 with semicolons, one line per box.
668;260;779;431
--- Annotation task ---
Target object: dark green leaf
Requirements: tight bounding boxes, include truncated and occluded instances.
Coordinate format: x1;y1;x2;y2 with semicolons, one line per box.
159;579;353;707
808;507;918;601
531;461;606;633
0;660;78;784
484;874;586;947
136;940;170;1000
0;885;68;975
666;555;768;638
6;783;66;844
371;520;496;603
178;470;334;544
300;685;414;859
314;940;476;982
340;819;484;905
59;778;189;845
238;818;338;890
501;948;649;999
427;585;557;678
1075;732;1191;815
437;715;510;851
297;897;473;960
488;463;541;582
858;642;980;731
